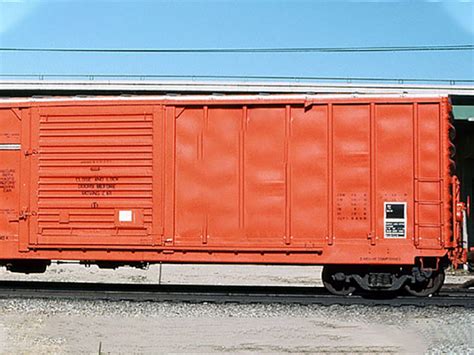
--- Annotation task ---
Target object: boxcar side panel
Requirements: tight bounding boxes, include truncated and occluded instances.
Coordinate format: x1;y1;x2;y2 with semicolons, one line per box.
174;108;206;246
289;105;328;246
416;103;444;250
243;107;286;245
374;103;414;252
204;108;241;246
0;109;22;247
332;104;371;242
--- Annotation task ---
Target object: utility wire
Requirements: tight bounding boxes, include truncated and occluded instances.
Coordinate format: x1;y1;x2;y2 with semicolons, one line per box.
1;73;473;84
0;44;473;53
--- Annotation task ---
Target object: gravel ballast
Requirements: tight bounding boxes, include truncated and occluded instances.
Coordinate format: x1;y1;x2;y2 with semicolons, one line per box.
0;299;472;353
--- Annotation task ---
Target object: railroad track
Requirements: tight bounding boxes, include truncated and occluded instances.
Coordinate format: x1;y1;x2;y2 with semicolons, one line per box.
0;280;472;308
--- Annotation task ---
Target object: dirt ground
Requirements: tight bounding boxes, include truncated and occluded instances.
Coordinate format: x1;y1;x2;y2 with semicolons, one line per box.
0;264;471;354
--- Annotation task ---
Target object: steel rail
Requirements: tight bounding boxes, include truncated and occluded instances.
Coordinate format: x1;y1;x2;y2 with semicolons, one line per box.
0;281;471;308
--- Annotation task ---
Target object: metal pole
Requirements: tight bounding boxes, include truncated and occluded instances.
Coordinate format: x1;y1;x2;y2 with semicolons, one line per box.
158;262;162;285
463;210;469;271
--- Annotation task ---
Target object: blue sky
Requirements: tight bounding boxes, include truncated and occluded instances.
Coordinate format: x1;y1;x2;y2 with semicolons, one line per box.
0;0;473;82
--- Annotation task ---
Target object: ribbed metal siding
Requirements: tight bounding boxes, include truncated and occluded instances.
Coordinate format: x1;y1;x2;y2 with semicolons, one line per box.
35;106;155;245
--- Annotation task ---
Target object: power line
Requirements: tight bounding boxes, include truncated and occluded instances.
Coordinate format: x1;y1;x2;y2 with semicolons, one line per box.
0;44;473;54
1;73;473;84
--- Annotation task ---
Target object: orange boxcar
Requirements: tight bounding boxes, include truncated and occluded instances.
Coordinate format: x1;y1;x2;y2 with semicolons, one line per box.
0;94;467;295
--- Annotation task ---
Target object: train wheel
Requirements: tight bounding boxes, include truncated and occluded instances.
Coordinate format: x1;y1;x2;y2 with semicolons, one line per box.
322;266;356;296
404;270;445;297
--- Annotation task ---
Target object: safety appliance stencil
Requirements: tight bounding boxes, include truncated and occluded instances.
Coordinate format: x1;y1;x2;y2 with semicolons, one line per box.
384;202;407;238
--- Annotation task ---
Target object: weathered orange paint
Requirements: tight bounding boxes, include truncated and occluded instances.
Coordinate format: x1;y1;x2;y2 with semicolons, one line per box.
0;95;462;265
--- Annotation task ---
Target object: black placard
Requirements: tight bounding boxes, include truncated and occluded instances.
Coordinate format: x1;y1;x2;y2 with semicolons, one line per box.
384;202;406;238
385;203;405;219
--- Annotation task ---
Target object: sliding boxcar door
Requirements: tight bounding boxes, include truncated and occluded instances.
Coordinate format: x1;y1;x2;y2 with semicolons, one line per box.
27;104;164;248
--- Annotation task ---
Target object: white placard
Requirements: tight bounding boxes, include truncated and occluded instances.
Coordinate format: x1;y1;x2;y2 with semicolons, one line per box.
384;202;407;239
119;210;133;222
